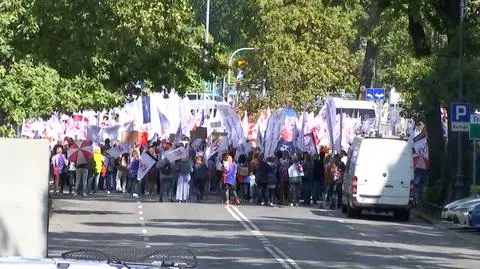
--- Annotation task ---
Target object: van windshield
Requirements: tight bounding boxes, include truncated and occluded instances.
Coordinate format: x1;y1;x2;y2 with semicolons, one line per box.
336;108;375;121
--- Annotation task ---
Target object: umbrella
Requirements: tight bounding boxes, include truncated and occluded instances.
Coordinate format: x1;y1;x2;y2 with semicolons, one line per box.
67;140;93;165
413;153;429;170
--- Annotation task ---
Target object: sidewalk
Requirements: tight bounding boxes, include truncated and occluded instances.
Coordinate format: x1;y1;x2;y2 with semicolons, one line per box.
412;209;480;246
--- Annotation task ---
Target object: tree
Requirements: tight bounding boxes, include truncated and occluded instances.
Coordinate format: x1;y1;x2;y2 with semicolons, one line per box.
361;0;480;202
243;0;359;110
0;0;221;126
190;0;258;51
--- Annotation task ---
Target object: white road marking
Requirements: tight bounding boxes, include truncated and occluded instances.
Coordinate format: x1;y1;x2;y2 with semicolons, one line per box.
264;246;291;269
135;198;150;249
227;205;302;269
400;256;407;260
360;233;366;237
347;226;355;230
372;240;379;244
337;219;344;223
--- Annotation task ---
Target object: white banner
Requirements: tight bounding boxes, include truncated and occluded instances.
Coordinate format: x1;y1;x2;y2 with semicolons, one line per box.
87;122;133;143
264;108;286;157
164;147;189;163
106;144;130;158
324;98;336;151
217;104;245;148
137;151;157;181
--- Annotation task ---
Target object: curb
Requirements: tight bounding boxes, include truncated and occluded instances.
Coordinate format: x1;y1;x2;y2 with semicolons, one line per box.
412;209;480;247
411;209;436;225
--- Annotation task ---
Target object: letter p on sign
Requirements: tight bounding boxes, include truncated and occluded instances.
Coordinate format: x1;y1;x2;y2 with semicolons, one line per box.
450;102;471;132
456;105;467;121
451;103;471;123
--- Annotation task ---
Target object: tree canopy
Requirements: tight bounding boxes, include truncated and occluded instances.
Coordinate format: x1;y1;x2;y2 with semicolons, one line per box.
0;0;221;124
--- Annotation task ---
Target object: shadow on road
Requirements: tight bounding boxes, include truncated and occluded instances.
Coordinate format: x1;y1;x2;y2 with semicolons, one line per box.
48;195;480;269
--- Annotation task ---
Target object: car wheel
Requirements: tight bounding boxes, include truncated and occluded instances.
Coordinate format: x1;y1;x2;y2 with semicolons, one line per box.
347;204;360;218
394;210;410;222
341;203;347;213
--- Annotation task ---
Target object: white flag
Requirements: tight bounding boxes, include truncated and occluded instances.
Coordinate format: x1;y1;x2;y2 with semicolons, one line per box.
87;125;102;142
137;151;157;181
264;108;286;157
106;144;130;158
164;147;189;163
173;123;182;144
217;104;245;148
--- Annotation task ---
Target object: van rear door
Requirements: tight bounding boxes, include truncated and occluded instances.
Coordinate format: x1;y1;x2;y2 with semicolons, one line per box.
355;139;412;206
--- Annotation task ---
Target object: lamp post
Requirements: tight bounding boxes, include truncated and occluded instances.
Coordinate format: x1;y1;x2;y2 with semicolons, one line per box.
454;0;466;199
205;0;210;44
223;47;257;101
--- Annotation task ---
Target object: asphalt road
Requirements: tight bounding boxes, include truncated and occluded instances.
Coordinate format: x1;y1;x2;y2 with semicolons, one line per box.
48;193;480;269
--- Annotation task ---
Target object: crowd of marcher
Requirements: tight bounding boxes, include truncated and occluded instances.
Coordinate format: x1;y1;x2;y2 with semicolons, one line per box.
50;138;348;207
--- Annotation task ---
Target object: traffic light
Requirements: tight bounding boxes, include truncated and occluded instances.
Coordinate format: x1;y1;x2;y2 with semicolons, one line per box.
237;59;247;67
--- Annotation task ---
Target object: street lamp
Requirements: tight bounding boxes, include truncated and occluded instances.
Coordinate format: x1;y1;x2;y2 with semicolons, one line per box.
205;0;210;44
454;0;467;199
224;47;257;101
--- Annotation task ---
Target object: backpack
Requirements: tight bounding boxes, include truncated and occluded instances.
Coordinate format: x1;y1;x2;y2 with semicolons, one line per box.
279;161;290;181
161;161;172;175
267;165;277;185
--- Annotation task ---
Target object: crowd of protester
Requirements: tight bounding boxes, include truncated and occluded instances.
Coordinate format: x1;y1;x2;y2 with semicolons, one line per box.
50;138;348;207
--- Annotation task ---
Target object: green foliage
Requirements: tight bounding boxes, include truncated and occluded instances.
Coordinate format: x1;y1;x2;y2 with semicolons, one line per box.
244;0;359;110
1;0;221;124
0;125;16;138
190;0;258;51
471;185;480;195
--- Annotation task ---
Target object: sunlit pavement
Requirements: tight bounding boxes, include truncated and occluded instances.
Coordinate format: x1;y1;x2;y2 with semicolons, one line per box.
48;193;480;269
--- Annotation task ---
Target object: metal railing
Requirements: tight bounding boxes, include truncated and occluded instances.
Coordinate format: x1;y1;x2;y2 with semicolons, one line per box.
415;198;443;219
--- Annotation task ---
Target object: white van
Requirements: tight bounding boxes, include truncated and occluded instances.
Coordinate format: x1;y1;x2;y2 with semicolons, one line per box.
341;136;414;221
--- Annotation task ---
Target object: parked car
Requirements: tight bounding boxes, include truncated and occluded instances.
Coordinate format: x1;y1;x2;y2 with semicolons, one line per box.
441;195;480;222
452;200;480;227
471;204;480;231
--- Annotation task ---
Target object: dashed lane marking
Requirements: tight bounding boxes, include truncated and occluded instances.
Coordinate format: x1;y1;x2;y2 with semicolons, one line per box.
135;198;150;249
226;205;302;269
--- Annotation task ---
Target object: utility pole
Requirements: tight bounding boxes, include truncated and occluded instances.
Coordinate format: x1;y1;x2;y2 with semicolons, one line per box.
205;0;210;44
454;0;466;199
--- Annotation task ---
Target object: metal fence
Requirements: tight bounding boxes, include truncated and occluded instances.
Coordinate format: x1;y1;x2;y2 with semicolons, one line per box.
415;199;443;219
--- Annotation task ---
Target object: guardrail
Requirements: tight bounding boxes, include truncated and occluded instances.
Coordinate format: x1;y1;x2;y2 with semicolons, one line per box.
415;199;443;219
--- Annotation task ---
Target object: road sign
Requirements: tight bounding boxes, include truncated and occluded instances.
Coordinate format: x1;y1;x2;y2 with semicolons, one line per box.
451;102;471;132
365;88;385;101
470;114;480;139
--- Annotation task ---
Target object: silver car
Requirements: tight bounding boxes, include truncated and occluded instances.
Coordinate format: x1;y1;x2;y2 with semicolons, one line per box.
441;195;480;221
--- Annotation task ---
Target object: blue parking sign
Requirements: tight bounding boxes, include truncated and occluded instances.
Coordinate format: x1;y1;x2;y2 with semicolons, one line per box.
450;102;471;132
450;103;470;123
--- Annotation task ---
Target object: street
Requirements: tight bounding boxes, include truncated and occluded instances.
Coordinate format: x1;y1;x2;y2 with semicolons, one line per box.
48;194;480;269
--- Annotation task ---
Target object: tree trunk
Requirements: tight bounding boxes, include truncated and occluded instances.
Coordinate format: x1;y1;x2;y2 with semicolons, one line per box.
0;109;5;126
425;103;444;187
407;10;448;202
357;4;381;100
358;41;378;99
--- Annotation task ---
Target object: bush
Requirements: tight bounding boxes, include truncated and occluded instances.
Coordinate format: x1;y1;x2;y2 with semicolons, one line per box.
471;185;480;195
0;125;16;138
